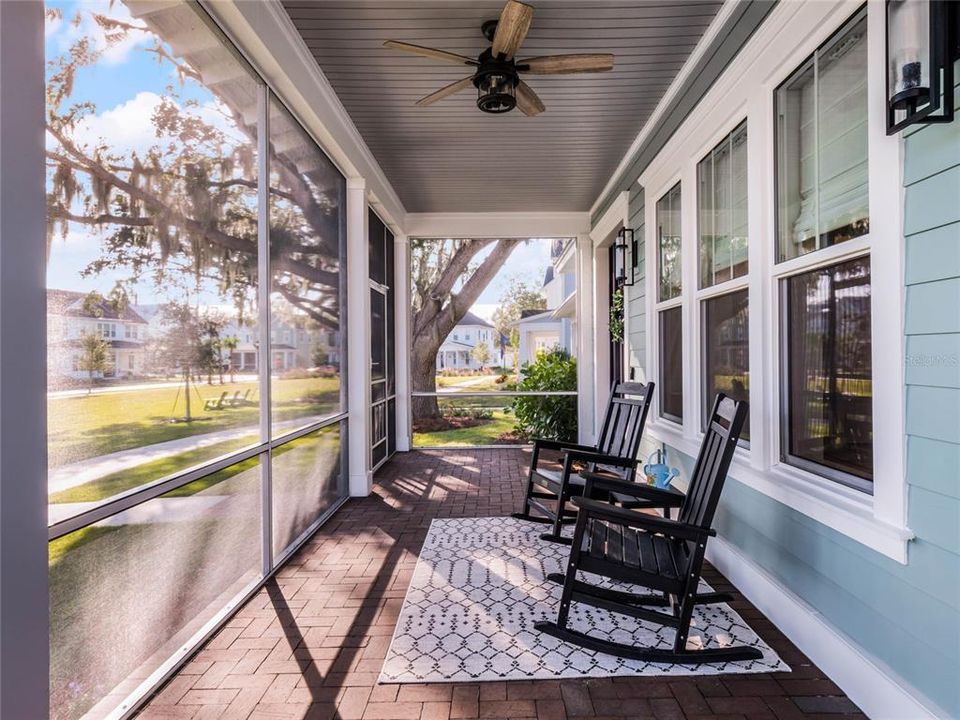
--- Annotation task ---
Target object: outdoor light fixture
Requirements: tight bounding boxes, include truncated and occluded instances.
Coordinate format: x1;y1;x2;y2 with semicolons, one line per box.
886;0;959;134
614;228;637;288
473;48;519;114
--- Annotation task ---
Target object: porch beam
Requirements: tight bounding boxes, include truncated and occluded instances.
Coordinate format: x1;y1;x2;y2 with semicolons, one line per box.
404;212;590;240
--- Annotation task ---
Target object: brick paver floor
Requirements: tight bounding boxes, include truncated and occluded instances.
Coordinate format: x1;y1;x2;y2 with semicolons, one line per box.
138;448;865;720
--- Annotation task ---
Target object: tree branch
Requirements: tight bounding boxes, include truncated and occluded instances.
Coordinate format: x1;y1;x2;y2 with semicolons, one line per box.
413;239;494;337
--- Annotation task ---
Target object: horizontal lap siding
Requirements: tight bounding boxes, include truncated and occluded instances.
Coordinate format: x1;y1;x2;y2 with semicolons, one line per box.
898;75;960;720
654;63;960;718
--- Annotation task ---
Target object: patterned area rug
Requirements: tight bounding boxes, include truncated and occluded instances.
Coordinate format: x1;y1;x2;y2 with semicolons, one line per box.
380;516;789;683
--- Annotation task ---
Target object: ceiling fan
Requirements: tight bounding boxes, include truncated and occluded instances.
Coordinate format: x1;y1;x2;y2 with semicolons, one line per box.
383;0;614;116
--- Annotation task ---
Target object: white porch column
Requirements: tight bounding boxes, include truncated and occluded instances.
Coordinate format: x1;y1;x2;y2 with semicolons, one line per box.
1;2;49;716
393;233;411;451
346;178;371;496
575;233;596;444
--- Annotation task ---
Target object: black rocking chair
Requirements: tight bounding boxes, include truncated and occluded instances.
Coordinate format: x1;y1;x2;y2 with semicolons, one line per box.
513;381;681;544
535;394;762;664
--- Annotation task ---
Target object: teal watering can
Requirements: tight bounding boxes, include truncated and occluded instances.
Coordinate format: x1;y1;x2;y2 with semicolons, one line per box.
643;449;679;489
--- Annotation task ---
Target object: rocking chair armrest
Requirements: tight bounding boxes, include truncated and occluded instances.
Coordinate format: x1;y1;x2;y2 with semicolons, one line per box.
581;473;684;506
532;438;596;454
561;449;638;469
571;497;715;541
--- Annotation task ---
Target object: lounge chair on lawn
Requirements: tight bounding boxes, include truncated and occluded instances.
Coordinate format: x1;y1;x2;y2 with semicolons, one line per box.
225;390;242;407
534;394;760;664
513;381;682;544
203;391;228;411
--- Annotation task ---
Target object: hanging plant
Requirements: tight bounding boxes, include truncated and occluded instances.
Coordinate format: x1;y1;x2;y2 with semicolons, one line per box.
609;287;624;344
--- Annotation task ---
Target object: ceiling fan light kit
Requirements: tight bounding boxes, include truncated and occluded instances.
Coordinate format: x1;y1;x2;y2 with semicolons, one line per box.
473;49;520;113
383;0;614;116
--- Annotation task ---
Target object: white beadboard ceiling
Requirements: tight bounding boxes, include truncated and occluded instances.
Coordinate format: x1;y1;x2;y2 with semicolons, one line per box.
281;0;722;213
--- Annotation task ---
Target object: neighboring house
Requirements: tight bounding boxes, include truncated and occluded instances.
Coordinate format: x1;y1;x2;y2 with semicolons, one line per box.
436;311;499;370
48;290;150;381
511;239;577;366
130;307;341;376
220;320;341;374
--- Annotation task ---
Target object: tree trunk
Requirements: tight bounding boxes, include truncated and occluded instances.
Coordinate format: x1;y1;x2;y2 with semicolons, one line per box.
411;343;440;419
409;238;524;422
184;367;192;421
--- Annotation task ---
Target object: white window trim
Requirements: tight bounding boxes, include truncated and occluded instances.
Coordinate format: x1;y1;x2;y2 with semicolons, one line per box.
639;0;910;563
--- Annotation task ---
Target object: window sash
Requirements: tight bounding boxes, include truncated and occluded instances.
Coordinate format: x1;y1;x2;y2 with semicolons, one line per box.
658;306;683;423
657;183;682;302
698;122;748;288
780;255;873;490
701;289;750;441
774;8;870;263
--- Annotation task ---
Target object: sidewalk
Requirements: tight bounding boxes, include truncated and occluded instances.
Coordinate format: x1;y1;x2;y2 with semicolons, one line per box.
48;415;323;496
48;375;258;399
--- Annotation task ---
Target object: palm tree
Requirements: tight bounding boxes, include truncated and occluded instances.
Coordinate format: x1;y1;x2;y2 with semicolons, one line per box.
221;335;240;383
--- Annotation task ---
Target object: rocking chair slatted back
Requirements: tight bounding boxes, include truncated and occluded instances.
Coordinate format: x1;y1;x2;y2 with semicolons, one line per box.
593;382;653;476
678;395;747;531
534;393;758;664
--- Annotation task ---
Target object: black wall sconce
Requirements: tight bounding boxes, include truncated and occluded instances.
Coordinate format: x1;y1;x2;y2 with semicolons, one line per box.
886;0;960;134
613;228;637;288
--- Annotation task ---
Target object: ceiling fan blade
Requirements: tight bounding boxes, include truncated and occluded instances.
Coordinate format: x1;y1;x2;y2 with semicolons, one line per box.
515;81;545;116
492;0;534;60
519;54;615;75
415;77;475;106
383;40;478;66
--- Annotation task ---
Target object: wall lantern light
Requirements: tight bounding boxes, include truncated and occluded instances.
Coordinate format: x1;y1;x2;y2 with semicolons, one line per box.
886;0;959;134
614;228;637;288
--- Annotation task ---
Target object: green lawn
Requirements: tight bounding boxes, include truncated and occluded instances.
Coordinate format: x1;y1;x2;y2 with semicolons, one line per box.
412;410;523;447
48;376;339;467
48;435;257;504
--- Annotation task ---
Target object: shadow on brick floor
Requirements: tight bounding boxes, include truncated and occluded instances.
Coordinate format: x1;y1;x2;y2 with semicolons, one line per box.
137;448;865;720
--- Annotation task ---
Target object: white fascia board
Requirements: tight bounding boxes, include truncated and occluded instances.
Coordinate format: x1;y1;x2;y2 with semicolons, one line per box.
590;190;628;246
203;0;406;232
405;212;590;240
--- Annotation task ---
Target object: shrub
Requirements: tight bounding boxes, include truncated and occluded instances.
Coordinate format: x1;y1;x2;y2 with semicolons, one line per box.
445;407;494;420
512;349;577;442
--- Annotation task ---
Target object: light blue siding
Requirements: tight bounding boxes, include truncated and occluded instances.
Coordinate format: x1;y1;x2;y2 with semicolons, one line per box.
905;223;960;285
626;66;960;717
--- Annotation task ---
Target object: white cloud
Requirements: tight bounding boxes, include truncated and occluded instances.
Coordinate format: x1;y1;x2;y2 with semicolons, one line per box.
45;13;63;38
52;1;152;66
71;90;165;156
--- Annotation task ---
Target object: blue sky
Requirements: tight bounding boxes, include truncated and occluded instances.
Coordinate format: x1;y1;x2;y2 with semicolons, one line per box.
45;1;553;319
469;240;552;321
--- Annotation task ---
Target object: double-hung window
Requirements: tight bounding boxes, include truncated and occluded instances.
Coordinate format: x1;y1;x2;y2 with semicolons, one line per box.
656;183;683;423
775;7;872;491
639;2;904;558
697;121;750;440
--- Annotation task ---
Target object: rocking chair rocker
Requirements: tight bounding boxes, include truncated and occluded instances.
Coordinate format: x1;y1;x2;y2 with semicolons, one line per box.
535;394;761;664
513;381;680;544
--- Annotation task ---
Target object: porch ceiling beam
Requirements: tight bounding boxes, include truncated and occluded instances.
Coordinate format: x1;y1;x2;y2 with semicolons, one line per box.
405;212;590;240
